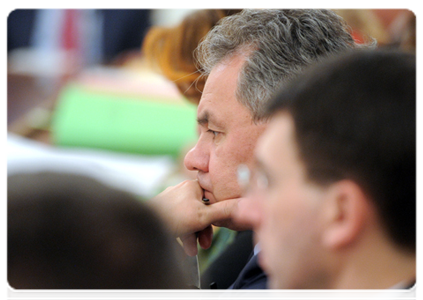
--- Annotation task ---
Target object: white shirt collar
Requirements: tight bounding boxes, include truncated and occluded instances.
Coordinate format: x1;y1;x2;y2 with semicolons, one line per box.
253;243;260;255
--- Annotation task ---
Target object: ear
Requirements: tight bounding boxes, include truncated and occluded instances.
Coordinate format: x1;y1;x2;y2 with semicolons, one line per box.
321;180;370;250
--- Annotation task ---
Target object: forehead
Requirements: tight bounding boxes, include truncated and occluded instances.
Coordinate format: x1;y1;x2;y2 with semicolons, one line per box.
197;54;251;123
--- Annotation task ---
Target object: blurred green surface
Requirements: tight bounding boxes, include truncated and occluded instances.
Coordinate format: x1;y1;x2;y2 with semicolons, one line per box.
51;84;197;156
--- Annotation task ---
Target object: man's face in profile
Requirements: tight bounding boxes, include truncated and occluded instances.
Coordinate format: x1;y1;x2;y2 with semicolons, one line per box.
184;54;266;228
244;112;331;289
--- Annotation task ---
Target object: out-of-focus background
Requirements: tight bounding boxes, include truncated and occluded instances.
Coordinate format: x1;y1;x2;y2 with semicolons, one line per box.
8;9;201;198
5;8;420;197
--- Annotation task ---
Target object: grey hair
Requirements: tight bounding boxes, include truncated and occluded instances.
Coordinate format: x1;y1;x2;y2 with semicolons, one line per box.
195;9;374;121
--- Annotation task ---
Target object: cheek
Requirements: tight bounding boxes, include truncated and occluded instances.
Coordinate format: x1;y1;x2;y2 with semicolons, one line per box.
208;150;242;200
220;135;258;172
219;144;254;178
269;190;319;240
214;123;263;169
260;194;289;245
258;189;320;270
208;131;262;200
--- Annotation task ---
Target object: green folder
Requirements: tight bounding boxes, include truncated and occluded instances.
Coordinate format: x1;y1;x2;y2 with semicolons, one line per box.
51;84;198;156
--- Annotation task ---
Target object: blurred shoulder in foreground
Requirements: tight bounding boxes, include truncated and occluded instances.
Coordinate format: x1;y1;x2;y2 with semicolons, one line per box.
8;171;189;289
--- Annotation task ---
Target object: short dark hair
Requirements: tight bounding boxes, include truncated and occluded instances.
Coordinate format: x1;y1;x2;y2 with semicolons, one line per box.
8;172;188;289
267;49;416;252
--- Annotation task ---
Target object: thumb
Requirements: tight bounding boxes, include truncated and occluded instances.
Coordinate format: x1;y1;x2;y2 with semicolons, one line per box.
204;198;253;231
205;198;241;223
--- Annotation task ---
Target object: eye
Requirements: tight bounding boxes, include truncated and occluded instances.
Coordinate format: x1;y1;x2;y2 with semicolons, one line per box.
207;129;219;137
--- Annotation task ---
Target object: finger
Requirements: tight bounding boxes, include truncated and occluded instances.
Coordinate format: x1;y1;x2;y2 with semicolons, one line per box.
204;198;240;223
180;234;198;256
198;225;213;250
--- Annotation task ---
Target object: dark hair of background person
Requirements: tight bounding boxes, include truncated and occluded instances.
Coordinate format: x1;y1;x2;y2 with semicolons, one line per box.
141;9;242;104
8;172;188;289
266;49;416;252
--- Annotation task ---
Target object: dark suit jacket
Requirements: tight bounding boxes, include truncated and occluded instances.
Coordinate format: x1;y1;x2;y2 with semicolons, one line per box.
228;252;267;289
201;230;255;289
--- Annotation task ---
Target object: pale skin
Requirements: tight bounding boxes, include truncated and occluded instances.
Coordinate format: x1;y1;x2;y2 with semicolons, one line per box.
150;53;266;256
234;112;416;289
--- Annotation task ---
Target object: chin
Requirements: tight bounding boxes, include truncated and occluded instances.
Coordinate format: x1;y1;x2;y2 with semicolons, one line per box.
259;254;280;289
267;276;284;299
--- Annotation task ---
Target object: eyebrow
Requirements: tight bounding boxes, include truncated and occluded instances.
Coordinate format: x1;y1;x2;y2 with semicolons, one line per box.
197;111;210;126
197;110;224;129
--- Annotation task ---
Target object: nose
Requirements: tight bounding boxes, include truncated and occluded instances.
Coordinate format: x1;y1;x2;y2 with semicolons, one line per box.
184;140;209;172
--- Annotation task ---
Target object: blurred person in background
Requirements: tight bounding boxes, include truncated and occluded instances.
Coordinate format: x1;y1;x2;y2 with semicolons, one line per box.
334;9;390;45
236;49;415;289
8;9;151;67
150;9;366;289
372;9;415;53
384;10;415;53
8;172;189;289
142;9;242;105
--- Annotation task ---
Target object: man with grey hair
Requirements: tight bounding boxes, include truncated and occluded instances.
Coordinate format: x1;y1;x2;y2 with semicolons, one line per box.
151;9;363;289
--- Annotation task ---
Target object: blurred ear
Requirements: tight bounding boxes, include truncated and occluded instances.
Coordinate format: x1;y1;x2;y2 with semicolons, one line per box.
321;180;370;250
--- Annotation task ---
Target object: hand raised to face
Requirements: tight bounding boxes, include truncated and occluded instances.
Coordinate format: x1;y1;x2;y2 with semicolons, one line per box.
149;179;252;256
